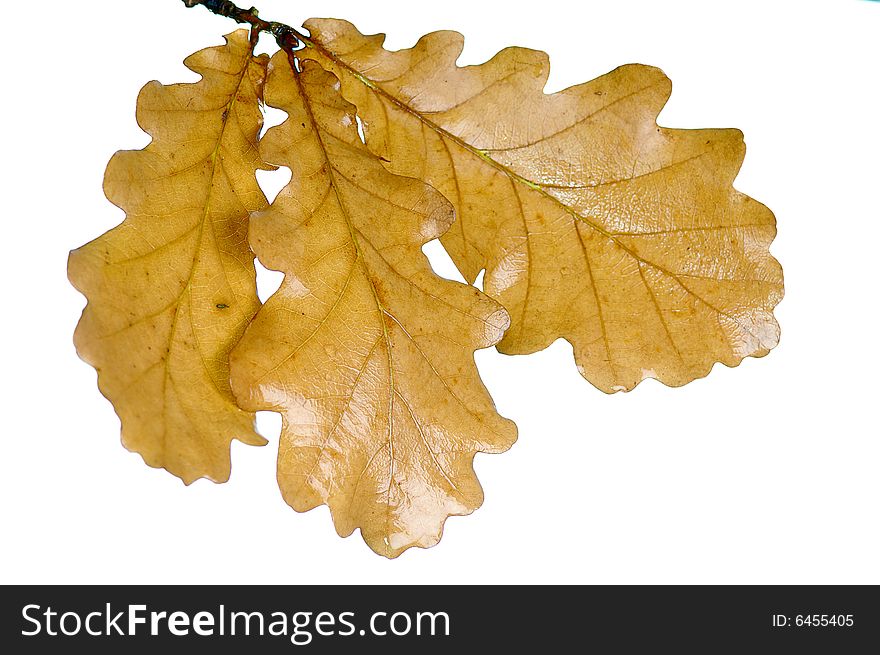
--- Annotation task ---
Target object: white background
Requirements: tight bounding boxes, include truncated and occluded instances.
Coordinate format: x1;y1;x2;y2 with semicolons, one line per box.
1;0;878;584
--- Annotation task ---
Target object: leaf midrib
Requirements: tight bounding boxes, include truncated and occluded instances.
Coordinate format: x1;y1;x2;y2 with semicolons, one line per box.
290;65;398;537
160;51;256;457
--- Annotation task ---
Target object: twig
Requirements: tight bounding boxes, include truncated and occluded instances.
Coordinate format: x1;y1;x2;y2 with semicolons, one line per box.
181;0;305;52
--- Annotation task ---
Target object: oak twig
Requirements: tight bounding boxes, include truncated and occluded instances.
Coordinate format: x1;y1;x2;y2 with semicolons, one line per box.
181;0;305;52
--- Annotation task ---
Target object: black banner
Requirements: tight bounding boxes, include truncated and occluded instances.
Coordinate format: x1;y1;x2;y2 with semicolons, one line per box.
2;585;877;652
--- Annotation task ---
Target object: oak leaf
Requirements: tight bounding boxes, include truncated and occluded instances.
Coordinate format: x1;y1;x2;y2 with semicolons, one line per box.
68;31;271;483
229;55;517;557
301;19;784;392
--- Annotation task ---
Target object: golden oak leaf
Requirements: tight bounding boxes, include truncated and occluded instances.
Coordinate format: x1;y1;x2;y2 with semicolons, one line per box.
300;19;784;392
68;31;272;483
229;55;517;557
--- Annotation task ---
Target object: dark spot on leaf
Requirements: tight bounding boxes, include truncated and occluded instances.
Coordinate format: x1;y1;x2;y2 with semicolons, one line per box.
216;303;229;309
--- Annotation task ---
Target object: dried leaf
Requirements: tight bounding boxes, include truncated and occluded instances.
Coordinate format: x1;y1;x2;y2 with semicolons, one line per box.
229;56;517;557
301;20;784;392
68;31;271;482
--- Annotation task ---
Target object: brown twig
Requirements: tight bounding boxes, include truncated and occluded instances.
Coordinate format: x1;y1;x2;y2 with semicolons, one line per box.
181;0;305;52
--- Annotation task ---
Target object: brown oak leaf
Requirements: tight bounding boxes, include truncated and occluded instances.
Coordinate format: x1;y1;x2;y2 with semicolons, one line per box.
301;19;784;392
69;31;271;482
229;55;517;557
